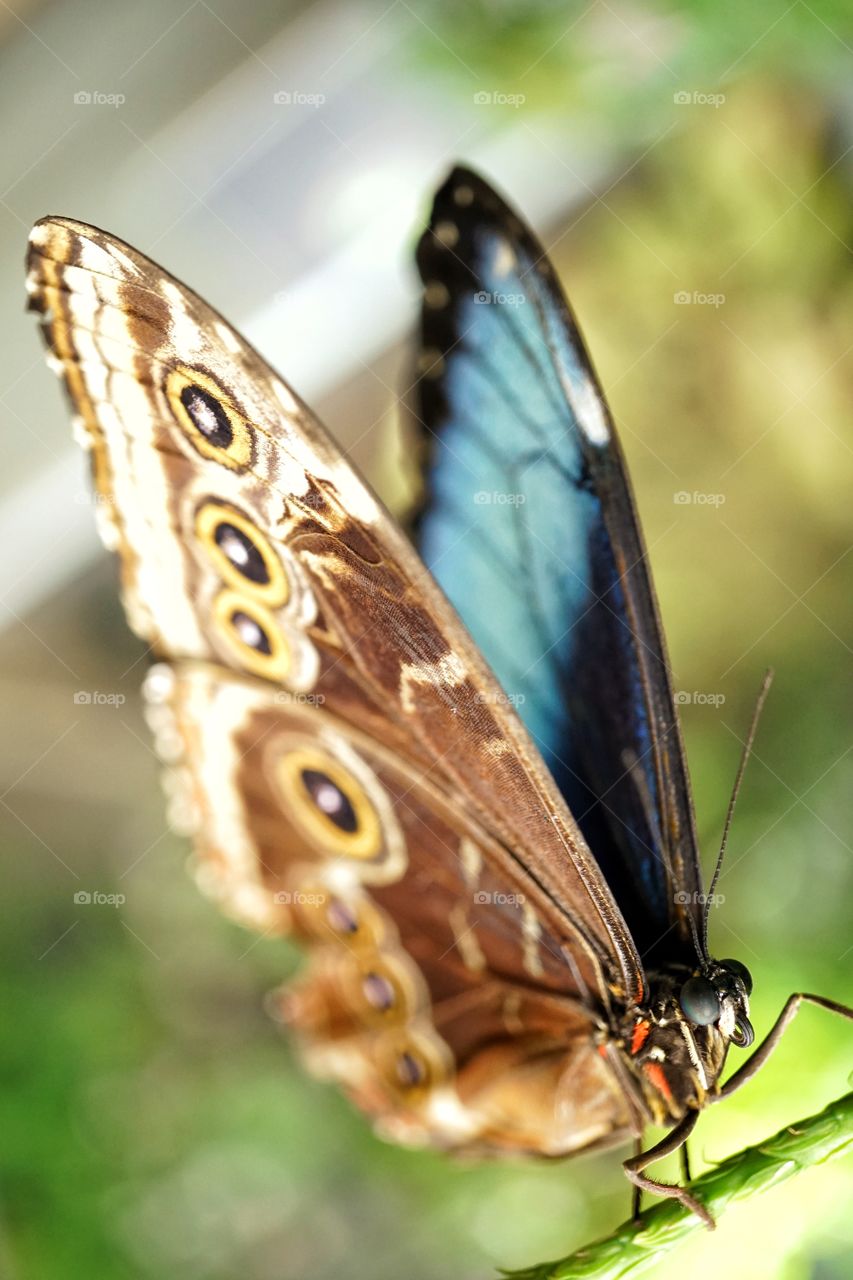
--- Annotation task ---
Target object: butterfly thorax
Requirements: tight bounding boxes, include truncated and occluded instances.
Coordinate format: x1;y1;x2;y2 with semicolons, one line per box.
617;961;753;1125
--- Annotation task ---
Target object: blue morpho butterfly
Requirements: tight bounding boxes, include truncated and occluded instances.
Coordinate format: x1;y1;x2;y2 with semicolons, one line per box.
27;166;852;1232
412;166;852;1223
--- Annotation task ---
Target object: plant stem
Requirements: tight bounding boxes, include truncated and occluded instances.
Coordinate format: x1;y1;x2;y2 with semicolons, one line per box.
502;1091;853;1280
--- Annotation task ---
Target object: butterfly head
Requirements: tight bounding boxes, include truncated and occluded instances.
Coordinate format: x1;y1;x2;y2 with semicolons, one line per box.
677;957;754;1049
626;959;753;1122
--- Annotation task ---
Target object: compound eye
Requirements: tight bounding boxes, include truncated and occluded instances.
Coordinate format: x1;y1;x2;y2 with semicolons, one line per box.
720;958;753;995
679;976;722;1026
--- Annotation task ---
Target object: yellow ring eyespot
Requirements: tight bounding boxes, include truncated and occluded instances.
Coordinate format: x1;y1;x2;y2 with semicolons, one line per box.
195;501;289;606
276;748;382;860
166;365;253;470
395;1048;429;1090
212;589;291;680
295;890;386;950
376;1029;449;1101
343;956;413;1027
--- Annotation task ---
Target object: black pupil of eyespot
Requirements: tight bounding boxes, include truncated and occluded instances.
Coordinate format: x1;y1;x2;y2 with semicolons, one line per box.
362;972;395;1011
679;976;721;1026
396;1051;424;1087
214;521;269;584
301;769;358;833
230;610;271;654
327;900;358;934
181;384;233;448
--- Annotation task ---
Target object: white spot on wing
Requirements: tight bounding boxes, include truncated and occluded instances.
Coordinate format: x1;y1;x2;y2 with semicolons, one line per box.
272;378;299;415
561;372;610;445
434;220;459;248
214;320;243;354
107;244;143;278
491;240;517;279
521;901;544;978
143;663;176;703
424;281;450;309
323;862;361;893
425;1088;481;1141
76;235;132;279
449;903;486;972
327;461;381;525
459;837;482;888
275;452;311;499
399;651;467;713
161;280;203;355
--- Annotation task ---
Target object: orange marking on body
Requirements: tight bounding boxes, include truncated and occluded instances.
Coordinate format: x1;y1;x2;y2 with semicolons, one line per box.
643;1060;672;1101
631;1020;650;1055
597;1043;609;1058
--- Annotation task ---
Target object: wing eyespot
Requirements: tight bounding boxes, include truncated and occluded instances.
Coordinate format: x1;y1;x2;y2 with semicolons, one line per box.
378;1030;448;1100
345;957;413;1026
396;1050;426;1088
326;897;360;936
166;365;254;470
212;589;291;680
302;767;358;832
362;970;397;1011
276;749;382;859
195;500;289;606
295;890;386;951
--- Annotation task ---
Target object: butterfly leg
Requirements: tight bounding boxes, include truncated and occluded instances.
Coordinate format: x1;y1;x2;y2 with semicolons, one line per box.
631;1134;643;1222
680;1138;692;1184
716;993;853;1099
622;1110;714;1229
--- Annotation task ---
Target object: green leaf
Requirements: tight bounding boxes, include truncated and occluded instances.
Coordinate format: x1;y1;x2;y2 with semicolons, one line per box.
502;1092;853;1280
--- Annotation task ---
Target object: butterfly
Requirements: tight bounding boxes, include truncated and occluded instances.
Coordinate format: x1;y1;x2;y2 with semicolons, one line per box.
27;165;851;1227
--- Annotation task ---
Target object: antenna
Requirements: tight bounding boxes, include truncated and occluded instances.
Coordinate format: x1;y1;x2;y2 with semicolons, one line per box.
686;904;707;965
702;669;774;957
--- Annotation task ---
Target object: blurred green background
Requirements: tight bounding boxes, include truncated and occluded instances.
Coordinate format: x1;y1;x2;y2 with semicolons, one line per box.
1;2;851;1278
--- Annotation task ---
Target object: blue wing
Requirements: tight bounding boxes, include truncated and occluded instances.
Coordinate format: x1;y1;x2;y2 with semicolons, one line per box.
413;166;702;962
